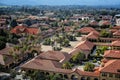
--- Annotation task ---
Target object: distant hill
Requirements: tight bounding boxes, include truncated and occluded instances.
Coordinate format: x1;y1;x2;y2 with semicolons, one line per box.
0;2;120;9
0;3;7;6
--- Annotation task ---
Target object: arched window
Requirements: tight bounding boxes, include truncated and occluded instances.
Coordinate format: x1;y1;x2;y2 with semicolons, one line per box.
59;74;63;78
64;74;68;79
71;75;78;80
87;77;90;80
81;77;86;80
46;72;49;75
94;78;98;80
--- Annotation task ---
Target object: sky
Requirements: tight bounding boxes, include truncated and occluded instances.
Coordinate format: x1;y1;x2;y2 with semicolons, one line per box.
0;0;120;6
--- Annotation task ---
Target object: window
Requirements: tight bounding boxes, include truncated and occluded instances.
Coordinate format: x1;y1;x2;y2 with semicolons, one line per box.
94;78;98;80
109;73;113;77
102;73;107;77
115;74;120;78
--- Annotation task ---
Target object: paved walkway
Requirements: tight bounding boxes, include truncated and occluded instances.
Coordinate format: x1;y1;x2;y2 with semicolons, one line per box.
41;37;82;52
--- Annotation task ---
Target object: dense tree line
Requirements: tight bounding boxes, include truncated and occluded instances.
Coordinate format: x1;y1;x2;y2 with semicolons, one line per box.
0;29;20;50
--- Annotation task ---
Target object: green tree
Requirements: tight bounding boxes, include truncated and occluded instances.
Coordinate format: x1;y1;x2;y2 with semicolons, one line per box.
76;32;81;37
96;46;108;56
100;30;112;37
62;62;72;69
61;39;70;47
84;62;95;72
71;52;85;63
51;74;64;80
26;71;46;80
0;40;6;50
10;19;18;28
43;38;51;45
67;34;76;41
24;19;32;26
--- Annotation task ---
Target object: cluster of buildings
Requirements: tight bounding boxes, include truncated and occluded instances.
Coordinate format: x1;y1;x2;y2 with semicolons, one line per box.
0;10;120;80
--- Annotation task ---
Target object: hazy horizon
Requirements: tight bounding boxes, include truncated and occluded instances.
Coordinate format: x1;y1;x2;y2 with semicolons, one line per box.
0;0;120;6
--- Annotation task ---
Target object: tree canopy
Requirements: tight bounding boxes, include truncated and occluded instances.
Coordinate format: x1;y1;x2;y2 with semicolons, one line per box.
84;62;95;72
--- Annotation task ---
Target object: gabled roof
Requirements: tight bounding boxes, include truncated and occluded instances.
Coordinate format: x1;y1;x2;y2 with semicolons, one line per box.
21;58;60;70
86;31;100;39
0;54;14;66
36;51;71;63
69;40;94;56
113;30;120;36
109;28;118;33
0;47;13;55
74;69;99;77
27;28;40;35
102;21;111;25
89;20;98;26
112;26;120;29
104;50;120;59
111;40;120;46
99;20;111;26
11;25;28;34
21;58;72;74
99;60;120;74
11;25;40;35
75;40;94;51
78;27;97;34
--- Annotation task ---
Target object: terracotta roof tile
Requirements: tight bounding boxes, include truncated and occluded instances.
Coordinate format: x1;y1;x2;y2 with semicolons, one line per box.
36;51;71;63
113;30;120;36
112;26;120;29
0;54;14;66
104;50;120;59
89;20;98;26
75;40;94;51
69;40;94;56
11;25;40;35
78;27;97;34
75;69;99;77
0;47;13;55
86;31;100;39
21;58;72;74
111;40;120;46
99;60;120;74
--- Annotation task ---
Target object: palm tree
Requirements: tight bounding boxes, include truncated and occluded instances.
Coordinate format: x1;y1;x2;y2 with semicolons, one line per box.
71;52;85;63
84;62;95;72
62;62;72;69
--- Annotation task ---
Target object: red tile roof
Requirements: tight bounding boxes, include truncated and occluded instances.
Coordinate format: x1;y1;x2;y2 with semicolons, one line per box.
0;54;14;66
78;27;97;34
75;69;99;77
69;40;94;56
99;60;120;74
101;58;109;63
103;21;111;25
86;31;100;39
89;20;98;26
111;40;120;46
36;51;71;63
104;50;120;59
75;40;94;51
27;28;40;35
11;25;40;35
21;58;100;75
109;29;118;33
0;47;13;55
21;58;72;74
113;30;120;36
112;26;120;29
